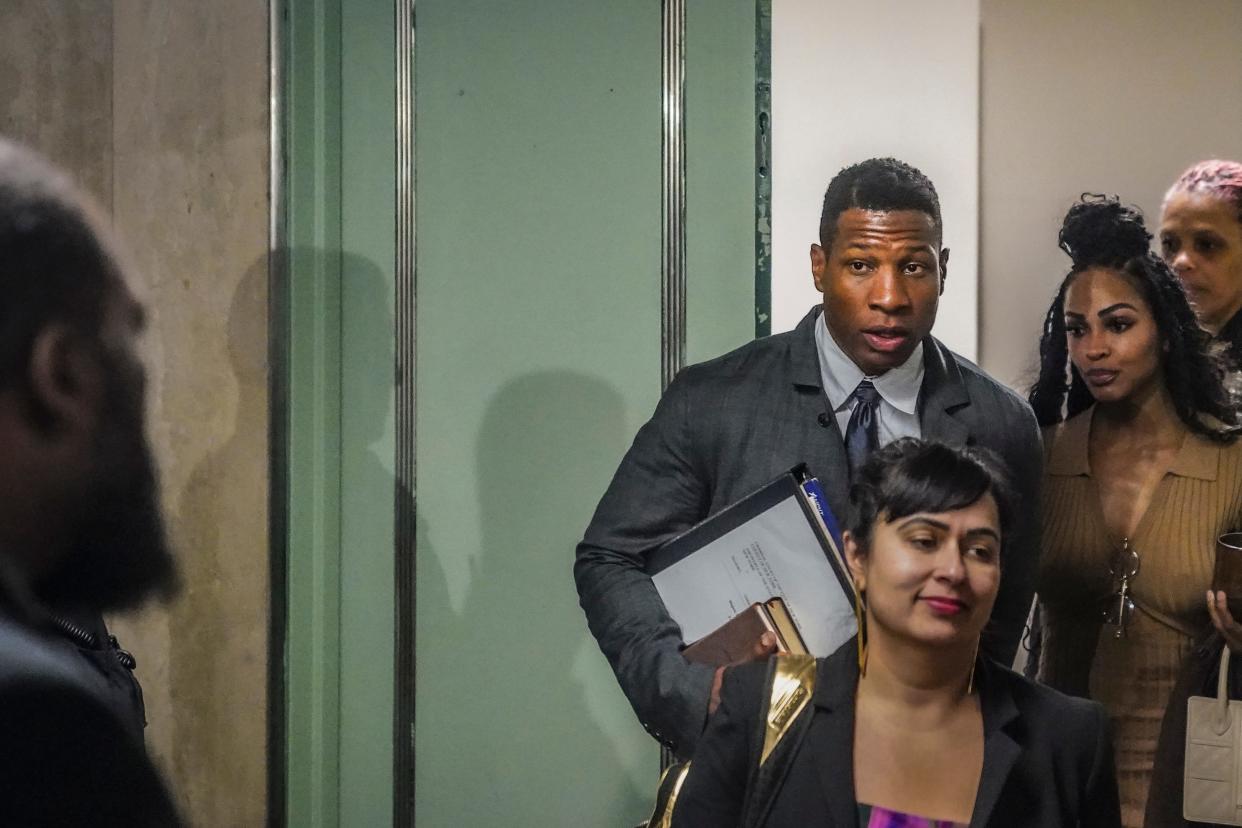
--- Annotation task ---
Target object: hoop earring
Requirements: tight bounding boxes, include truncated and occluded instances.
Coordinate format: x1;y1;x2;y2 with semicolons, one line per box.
854;589;868;676
967;638;980;694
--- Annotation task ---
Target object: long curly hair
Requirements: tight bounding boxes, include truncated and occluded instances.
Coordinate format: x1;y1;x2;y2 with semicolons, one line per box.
1028;194;1239;442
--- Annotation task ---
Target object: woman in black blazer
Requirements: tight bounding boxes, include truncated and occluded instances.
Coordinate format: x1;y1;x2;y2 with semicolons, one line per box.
671;439;1121;827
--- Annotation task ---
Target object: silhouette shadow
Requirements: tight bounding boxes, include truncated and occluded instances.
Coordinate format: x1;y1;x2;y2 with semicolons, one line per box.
415;370;650;825
165;254;270;825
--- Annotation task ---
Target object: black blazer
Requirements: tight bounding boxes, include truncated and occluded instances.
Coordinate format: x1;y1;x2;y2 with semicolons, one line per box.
672;642;1121;828
575;306;1044;755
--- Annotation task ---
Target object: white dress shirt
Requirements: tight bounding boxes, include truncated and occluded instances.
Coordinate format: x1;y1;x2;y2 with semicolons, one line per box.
814;314;923;443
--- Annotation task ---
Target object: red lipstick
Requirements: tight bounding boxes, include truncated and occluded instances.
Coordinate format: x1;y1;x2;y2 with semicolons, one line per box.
921;597;967;616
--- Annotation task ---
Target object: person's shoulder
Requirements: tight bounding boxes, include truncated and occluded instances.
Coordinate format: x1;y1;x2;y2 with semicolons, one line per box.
0;612;89;691
0;612;125;743
988;659;1106;732
0;616;180;825
934;339;1033;423
1041;408;1089;445
675;328;802;389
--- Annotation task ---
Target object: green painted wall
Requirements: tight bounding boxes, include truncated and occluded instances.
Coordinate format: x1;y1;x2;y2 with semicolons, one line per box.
415;2;757;825
686;0;759;364
285;0;758;824
284;0;396;825
413;2;662;825
338;0;397;821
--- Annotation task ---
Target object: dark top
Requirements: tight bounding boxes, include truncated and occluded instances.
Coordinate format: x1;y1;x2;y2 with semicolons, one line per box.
671;641;1122;828
47;603;147;741
0;573;179;826
575;306;1044;755
1216;308;1242;368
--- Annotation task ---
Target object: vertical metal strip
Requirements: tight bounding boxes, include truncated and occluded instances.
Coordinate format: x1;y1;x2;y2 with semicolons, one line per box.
392;0;417;825
661;0;687;390
754;0;772;338
267;0;289;823
659;0;686;773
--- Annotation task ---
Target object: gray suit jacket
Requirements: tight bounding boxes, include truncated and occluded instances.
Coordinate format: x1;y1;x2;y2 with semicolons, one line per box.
574;306;1043;755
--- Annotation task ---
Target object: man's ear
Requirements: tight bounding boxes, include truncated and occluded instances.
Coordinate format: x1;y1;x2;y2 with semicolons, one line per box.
26;323;105;437
810;243;828;294
938;247;950;296
843;530;866;591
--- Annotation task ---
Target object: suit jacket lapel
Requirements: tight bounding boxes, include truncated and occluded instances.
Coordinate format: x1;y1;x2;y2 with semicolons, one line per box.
789;307;851;512
808;644;860;828
919;337;973;448
970;660;1022;827
800;646;1026;827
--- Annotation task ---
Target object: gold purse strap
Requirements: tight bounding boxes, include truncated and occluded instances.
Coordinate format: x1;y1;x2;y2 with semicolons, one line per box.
644;761;691;828
761;653;817;764
645;655;818;828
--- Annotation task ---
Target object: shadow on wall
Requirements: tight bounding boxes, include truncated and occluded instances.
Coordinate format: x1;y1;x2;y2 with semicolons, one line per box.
417;371;649;826
165;253;269;825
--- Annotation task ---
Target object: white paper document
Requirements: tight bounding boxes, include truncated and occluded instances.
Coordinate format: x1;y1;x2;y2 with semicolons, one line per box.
652;494;856;658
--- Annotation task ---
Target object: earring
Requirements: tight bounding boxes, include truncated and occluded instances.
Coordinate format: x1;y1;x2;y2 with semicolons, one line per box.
967;638;980;694
854;588;868;676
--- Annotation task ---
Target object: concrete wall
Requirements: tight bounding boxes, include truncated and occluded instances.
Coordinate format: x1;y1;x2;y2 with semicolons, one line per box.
979;0;1242;387
0;2;271;824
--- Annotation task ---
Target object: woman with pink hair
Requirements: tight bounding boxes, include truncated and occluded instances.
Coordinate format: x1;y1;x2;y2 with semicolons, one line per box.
1160;160;1242;362
1144;159;1242;826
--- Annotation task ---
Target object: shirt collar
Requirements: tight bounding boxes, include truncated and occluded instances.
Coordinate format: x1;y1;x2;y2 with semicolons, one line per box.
1046;406;1220;481
815;315;924;415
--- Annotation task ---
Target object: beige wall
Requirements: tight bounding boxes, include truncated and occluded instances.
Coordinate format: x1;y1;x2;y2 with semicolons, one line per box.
980;0;1242;389
771;0;982;360
0;2;271;824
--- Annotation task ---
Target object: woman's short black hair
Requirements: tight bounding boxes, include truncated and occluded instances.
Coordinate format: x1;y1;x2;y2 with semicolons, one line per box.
1028;194;1239;442
848;438;1014;558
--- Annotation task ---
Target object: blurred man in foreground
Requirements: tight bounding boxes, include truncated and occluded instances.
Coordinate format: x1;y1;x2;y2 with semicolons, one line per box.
0;137;180;824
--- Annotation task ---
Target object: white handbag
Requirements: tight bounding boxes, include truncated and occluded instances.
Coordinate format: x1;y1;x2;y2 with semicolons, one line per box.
1186;645;1242;824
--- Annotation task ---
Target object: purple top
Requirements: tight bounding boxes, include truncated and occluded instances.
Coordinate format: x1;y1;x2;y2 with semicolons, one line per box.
859;802;969;828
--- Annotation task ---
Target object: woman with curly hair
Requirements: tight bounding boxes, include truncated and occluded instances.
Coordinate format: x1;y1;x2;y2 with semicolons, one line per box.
1160;160;1242;364
1029;195;1242;826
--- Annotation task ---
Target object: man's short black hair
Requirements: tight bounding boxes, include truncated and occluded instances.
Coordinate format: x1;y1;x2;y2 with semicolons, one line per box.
0;138;121;390
818;157;942;250
848;438;1013;560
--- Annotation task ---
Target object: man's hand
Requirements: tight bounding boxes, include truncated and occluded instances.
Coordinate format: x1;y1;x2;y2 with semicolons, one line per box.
707;632;780;716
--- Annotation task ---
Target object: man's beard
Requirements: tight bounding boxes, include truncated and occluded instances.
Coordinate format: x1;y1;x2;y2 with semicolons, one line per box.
35;360;179;612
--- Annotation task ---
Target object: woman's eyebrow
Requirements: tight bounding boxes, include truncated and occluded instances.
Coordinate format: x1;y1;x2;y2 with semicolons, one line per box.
895;516;1000;542
1097;303;1137;317
895;516;948;532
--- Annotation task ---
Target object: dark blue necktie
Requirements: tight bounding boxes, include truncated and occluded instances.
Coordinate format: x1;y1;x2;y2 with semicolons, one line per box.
845;379;881;480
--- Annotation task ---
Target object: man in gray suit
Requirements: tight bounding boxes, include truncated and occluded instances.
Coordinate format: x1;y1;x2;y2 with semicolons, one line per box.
575;158;1042;757
0;138;180;823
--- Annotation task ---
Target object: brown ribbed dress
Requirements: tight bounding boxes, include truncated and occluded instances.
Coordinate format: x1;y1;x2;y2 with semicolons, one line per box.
1037;408;1242;827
